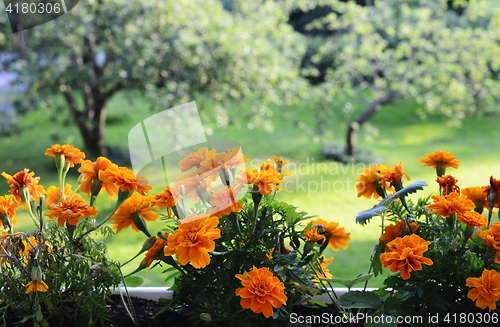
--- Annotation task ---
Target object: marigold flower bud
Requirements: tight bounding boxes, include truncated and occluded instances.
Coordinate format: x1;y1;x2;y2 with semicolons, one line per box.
142;236;157;251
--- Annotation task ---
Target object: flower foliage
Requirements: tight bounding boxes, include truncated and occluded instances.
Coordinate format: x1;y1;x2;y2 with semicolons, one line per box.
347;150;500;322
1;143;350;326
0;145;121;326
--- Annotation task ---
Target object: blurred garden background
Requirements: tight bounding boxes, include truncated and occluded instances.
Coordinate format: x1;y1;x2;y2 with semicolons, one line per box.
2;0;500;287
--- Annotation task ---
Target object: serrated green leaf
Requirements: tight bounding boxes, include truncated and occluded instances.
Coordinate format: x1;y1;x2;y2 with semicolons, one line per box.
337;291;383;309
355;181;428;225
124;275;144;287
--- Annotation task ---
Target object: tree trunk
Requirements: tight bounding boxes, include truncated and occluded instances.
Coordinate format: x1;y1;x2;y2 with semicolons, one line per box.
345;92;396;156
78;103;107;159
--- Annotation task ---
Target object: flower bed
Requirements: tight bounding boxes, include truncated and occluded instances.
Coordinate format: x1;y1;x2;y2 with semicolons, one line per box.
0;144;351;326
2;145;499;326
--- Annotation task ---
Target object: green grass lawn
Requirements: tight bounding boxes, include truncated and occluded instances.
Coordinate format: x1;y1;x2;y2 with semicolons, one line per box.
2;93;500;288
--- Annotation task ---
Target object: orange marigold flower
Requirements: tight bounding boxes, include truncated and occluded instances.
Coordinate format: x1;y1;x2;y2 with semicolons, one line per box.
380;234;433;280
260;159;275;172
78;157;119;199
436;175;460;195
236;168;284;195
2;169;41;203
110;193;159;234
178;147;215;173
273;155;291;177
427;192;475;218
466;269;500;312
164;214;221;269
208;185;243;218
310;218;350;251
476;222;500;263
266;247;274;260
151;186;177;219
24;281;49;293
418;150;460;176
45;193;98;226
378;161;410;189
45;144;85;168
235;266;287;318
380;221;419;251
143;234;168;268
199;146;249;172
304;227;326;244
46;184;73;205
484;176;500;210
0;195;19;230
462;186;489;214
356;164;394;199
312;255;334;280
459;211;488;229
177;170;218;203
100;166;152;196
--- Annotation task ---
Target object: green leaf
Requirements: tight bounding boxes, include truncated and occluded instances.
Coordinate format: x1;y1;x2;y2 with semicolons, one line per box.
337;291;383;309
308;299;328;307
383;296;418;317
321;273;374;289
355;181;428;225
124;275;144;287
371;242;385;277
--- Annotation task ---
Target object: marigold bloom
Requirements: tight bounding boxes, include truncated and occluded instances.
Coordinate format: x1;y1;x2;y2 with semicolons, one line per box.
178;147;215;173
378;161;410;189
110;193;159;234
313;255;334;280
304;226;326;244
466;269;500;311
143;234;168;267
100;166;152;196
310;218;350;251
476;222;500;263
436;175;460;195
45;144;85;168
356;164;394;199
24;281;49;293
462;186;489;213
380;221;419;251
208;185;243;218
177;170;218;203
45;193;98;226
235;266;287;318
266;247;274;260
164;214;221;269
0;195;18;230
273;155;292;177
151;186;177;219
78;157;119;199
380;234;433;280
419;150;460;176
427;192;475;218
2;169;41;203
46;184;73;205
199;146;249;172
236;168;284;195
459;211;488;229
